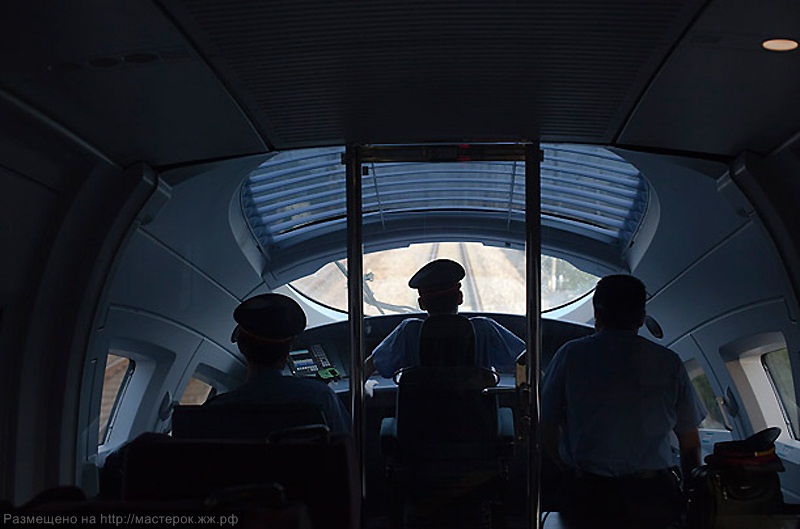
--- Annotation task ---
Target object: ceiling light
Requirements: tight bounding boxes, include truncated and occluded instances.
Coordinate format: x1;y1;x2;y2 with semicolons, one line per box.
762;38;798;52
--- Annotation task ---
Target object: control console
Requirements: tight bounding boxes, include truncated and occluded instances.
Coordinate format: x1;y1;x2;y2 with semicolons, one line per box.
288;344;340;381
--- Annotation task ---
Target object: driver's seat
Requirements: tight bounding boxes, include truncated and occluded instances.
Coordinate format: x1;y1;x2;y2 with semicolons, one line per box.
417;313;478;367
380;314;513;528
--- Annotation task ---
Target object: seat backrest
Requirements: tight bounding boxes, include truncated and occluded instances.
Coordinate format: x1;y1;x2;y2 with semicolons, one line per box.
171;403;327;440
395;366;499;458
398;315;499;457
418;314;476;367
122;432;359;529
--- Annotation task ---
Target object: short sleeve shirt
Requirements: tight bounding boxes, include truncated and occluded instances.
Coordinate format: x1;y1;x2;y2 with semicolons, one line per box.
371;316;525;378
540;330;706;476
208;368;351;434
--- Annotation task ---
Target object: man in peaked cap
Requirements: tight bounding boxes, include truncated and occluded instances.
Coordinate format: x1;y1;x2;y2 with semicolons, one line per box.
364;259;525;378
206;293;350;433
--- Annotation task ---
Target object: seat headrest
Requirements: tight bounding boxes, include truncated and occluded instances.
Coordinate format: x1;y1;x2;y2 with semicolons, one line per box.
419;314;476;367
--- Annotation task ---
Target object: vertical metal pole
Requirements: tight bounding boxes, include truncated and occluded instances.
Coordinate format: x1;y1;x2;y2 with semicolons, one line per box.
345;146;366;520
525;143;543;529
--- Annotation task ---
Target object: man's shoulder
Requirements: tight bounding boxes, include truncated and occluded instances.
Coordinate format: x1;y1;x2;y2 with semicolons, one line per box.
383;317;424;339
560;332;597;349
633;334;681;359
554;333;613;359
468;316;509;331
208;374;336;399
388;317;424;331
203;391;235;406
598;332;683;364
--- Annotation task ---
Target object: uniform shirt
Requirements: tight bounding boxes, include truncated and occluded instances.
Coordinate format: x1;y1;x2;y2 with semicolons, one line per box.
207;368;351;434
372;316;525;378
541;329;706;477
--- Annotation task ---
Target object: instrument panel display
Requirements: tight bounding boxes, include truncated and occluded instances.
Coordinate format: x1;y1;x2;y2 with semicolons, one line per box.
288;344;339;381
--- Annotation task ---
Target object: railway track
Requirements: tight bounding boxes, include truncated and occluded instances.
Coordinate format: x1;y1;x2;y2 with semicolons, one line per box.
426;242;484;311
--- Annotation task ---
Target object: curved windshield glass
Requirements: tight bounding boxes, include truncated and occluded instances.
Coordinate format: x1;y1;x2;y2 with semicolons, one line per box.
290;242;598;316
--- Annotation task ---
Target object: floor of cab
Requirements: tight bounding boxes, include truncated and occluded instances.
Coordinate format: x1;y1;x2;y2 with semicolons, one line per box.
363;512;569;528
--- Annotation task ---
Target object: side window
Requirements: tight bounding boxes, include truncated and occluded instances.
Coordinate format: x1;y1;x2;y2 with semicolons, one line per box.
99;353;135;445
685;359;726;430
762;347;799;439
180;376;214;405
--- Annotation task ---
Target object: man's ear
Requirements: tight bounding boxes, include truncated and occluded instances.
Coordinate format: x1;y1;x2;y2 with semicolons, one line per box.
457;291;464;306
418;297;427;311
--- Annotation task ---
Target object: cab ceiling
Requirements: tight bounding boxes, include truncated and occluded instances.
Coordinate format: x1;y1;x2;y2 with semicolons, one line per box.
0;1;799;167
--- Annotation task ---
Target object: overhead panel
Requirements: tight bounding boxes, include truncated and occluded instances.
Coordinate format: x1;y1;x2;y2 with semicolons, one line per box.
241;144;648;275
0;2;266;167
619;0;800;156
163;0;706;148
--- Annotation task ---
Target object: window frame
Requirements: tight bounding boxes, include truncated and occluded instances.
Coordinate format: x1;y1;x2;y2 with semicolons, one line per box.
685;358;727;431
99;355;136;446
762;347;799;440
178;373;216;405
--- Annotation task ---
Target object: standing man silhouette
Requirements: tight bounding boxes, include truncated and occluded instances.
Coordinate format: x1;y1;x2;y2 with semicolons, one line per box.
541;274;705;528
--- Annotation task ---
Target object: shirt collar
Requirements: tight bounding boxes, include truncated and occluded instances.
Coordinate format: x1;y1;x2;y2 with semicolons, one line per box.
245;366;286;382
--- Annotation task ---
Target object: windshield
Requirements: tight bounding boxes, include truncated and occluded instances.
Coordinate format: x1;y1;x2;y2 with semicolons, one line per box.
290;242;598;316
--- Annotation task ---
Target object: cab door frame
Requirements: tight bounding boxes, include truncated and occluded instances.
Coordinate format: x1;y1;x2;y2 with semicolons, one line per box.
344;143;543;529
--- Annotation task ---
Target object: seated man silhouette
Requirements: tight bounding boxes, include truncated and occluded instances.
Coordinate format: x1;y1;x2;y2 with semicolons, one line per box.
206;293;350;433
364;259;524;378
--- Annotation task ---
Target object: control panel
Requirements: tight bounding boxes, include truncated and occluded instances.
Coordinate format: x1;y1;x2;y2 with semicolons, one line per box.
288;344;340;381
